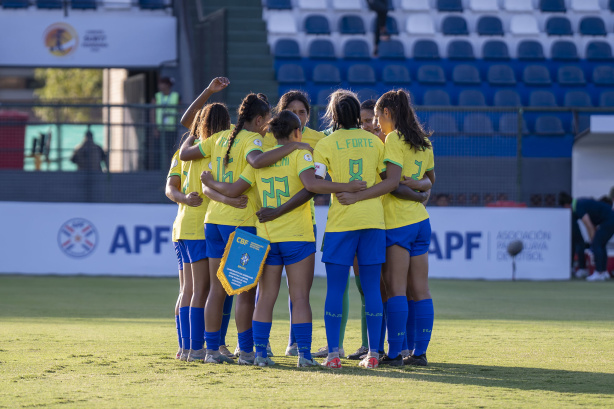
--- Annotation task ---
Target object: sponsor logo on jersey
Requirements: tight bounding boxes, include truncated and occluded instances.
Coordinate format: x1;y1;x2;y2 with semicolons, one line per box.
304;153;313;162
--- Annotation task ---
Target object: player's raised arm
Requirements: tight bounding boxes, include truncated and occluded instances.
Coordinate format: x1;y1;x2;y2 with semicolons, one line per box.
180;77;229;129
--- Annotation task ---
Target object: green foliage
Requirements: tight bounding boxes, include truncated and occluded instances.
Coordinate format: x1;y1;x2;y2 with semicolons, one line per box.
1;276;613;408
33;68;103;123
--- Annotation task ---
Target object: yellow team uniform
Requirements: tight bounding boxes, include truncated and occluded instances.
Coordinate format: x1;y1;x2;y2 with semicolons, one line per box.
199;129;263;226
240;147;315;243
382;131;434;229
313;128;386;232
168;150;183;243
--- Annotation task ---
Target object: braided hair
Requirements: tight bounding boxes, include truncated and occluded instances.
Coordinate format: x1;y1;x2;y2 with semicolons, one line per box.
224;93;270;165
198;103;231;139
323;89;361;131
375;89;431;151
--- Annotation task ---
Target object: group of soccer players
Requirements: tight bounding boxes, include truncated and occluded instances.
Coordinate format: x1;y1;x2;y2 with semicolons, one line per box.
165;76;435;369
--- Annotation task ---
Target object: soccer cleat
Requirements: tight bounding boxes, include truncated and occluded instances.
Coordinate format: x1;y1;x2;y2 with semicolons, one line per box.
238;351;256;365
404;353;428;366
586;271;608;282
176;348;182;359
179;349;190;361
219;345;235;359
347;346;368;360
323;356;342;369
574;268;589;279
234;345;241;357
312;346;328;358
254;356;276;367
204;351;235;364
187;349;206;362
379;354;403;367
285;343;299;357
400;349;411;359
359;356;379;369
267;343;274;357
297;356;321;367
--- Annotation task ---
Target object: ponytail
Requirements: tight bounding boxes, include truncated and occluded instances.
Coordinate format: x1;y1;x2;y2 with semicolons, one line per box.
268;110;301;141
375;89;431;151
224;93;270;165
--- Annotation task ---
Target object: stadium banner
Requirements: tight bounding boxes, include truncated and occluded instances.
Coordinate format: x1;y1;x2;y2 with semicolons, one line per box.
0;203;570;280
0;13;176;67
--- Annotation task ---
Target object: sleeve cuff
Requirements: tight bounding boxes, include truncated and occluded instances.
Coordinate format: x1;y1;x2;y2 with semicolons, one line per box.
426;167;434;171
245;148;263;158
167;172;181;178
198;143;207;158
384;158;403;169
298;165;315;175
239;175;253;185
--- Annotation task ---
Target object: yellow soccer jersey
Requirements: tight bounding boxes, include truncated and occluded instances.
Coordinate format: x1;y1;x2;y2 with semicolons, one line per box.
313;128;386;233
383;131;434;230
240;148;315;243
173;156;211;240
168;150;183;242
199;129;264;227
301;126;325;149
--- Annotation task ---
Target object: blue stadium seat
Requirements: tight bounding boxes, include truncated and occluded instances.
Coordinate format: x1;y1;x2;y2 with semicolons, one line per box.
482;40;510;60
564;91;592;107
518;41;545;60
266;0;292;9
309;39;336;59
557;66;586;86
423;90;451;106
599;91;614;107
453;64;481;85
447;40;475;60
347;64;376;84
586;41;613;61
274;39;301;59
413;40;440;60
487;65;516;86
428;114;458;134
313;64;341;83
305;15;330;35
499;114;528;135
593;66;614;86
529;90;558;106
37;0;62;8
277;64;306;83
463;114;494;135
71;0;97;9
357;88;380;101
458;90;486;106
551;41;578;61
378;40;405;59
2;0;29;8
546;17;573;36
339;15;366;35
418;65;446;84
535;116;565;136
343;39;370;59
372;16;399;35
442;16;469;36
437;0;463;12
523;65;552;86
494;90;521;106
539;0;566;12
477;16;504;36
382;65;411;84
579;17;606;36
610;0;614;12
139;0;165;9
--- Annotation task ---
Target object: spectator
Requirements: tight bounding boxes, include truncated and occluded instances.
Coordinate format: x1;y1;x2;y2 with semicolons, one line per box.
367;0;390;56
456;193;467;206
71;130;108;172
559;192;614;281
436;193;450;207
150;77;180;170
484;193;494;206
470;193;480;206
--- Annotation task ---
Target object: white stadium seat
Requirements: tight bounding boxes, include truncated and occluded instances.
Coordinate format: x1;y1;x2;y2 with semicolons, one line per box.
267;12;298;34
469;0;499;12
510;15;540;36
104;0;131;9
298;0;328;10
570;0;600;12
400;0;430;11
331;0;362;11
406;14;436;36
502;0;533;12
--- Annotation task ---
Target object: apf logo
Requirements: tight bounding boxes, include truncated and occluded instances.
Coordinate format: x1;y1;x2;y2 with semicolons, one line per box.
237;237;249;245
58;218;98;258
44;23;78;57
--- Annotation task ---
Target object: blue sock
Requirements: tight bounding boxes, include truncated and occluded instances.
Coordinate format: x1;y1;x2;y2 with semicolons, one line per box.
324;263;350;353
237;328;254;353
220;295;233;346
205;330;220;351
414;299;434;356
407;300;416;352
179;306;190;350
293;322;312;360
175;315;181;348
252;321;271;358
288;297;296;346
386;296;408;359
189;307;204;351
358;264;384;354
378;301;387;352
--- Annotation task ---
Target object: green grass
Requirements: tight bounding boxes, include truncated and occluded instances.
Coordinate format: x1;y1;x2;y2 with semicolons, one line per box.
1;276;613;408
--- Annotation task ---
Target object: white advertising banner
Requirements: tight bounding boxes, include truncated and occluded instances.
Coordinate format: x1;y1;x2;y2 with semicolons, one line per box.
0;203;570;280
0;12;176;67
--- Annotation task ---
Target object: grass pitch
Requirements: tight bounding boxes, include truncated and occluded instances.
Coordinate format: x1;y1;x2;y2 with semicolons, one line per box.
1;276;613;408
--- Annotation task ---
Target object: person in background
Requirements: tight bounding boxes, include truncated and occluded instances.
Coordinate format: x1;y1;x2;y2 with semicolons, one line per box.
367;0;390;56
71;130;108;172
150;77;181;170
360;99;384;142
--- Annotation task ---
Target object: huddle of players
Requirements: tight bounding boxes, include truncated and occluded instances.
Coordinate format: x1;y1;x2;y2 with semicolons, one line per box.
165;77;435;369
